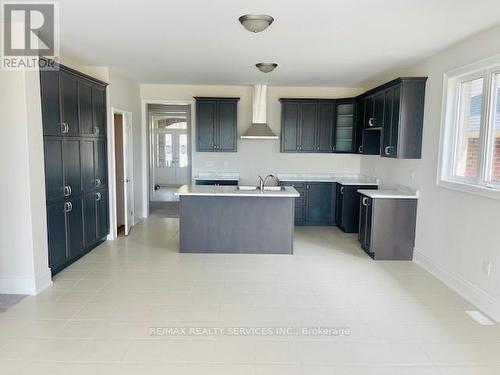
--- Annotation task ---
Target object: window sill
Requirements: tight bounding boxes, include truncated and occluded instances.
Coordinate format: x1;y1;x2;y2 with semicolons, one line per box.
438;178;500;200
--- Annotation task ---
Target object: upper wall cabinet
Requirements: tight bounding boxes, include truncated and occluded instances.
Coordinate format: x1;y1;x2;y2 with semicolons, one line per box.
195;97;239;152
334;99;357;153
280;99;336;153
358;77;427;159
40;65;108;138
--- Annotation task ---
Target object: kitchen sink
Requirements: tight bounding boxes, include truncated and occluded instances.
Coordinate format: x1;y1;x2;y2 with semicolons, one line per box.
237;186;258;191
263;186;286;191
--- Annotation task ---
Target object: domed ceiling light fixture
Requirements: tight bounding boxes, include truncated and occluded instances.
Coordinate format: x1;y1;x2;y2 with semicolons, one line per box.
256;63;278;73
239;14;274;33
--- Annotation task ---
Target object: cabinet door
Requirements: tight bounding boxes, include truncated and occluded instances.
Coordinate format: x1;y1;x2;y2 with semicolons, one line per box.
317;102;334;152
44;138;64;202
63;139;81;197
95;139;107;188
306;183;334;224
83;192;97;247
196;101;216;151
390;86;401;157
81;140;95;192
382;85;401;158
79;80;94;135
281;102;300;152
382;88;394;156
217;101;237;151
40;69;61;136
335;184;344;228
363;96;374;128
66;198;84;259
60;71;79;135
92;86;106;136
359;196;373;252
373;91;385;128
300;103;317;152
46;202;67;271
335;100;356;153
96;190;109;239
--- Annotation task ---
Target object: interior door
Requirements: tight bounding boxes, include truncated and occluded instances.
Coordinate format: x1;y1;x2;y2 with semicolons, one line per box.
123;114;134;235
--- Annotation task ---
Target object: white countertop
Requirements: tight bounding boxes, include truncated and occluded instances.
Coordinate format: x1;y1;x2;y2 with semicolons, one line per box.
194;172;240;181
277;173;379;185
176;185;300;198
357;189;419;199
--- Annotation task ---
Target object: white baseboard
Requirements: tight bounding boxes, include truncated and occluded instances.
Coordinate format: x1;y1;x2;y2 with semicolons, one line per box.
0;268;52;295
414;250;500;323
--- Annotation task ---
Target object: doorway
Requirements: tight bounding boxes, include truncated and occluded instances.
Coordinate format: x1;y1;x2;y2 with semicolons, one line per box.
148;105;191;210
112;110;134;236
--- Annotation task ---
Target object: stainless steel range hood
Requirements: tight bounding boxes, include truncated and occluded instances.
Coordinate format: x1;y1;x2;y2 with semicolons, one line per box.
241;85;279;139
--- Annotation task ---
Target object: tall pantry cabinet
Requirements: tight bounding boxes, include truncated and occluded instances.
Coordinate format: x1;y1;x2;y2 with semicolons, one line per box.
40;63;109;275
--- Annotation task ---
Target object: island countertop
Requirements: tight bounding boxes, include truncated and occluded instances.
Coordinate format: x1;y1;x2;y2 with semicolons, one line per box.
176;184;300;198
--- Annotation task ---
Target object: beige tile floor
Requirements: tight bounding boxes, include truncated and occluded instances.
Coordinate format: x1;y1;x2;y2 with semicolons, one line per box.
1;217;499;374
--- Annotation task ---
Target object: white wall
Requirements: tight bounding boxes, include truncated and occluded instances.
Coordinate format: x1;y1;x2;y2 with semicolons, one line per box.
360;25;500;321
0;68;51;294
140;84;364;185
107;70;143;223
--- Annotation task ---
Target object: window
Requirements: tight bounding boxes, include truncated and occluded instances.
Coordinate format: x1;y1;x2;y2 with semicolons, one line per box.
440;57;500;199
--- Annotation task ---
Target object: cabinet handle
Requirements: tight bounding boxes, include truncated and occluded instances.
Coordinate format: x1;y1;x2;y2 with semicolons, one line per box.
332;145;335;151
64;202;73;213
95;178;101;187
340;186;344;194
384;146;391;155
60;122;69;134
316;146;320;150
94;126;100;135
359;145;363;153
368;118;375;127
95;192;102;201
362;197;369;206
63;185;72;196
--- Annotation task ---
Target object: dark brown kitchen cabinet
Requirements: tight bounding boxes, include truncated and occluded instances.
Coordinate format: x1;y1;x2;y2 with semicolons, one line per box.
92;86;106;136
336;184;377;233
195;97;239;152
335;99;357;153
359;194;417;260
280;99;335;153
381;79;426;158
78;80;94;135
40;69;61;136
357;77;427;158
60;71;80;135
279;181;335;225
40;62;109;276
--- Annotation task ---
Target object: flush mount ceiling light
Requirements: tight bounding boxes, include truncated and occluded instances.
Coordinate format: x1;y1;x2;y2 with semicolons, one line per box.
256;63;278;73
239;14;274;33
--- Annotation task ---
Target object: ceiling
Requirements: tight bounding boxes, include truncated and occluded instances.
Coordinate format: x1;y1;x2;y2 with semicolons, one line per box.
54;0;500;86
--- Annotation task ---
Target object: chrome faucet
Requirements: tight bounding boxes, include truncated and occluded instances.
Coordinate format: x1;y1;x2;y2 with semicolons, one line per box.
258;174;275;190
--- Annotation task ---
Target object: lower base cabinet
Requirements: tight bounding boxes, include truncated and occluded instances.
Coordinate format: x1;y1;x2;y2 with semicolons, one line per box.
279;181;335;225
358;194;417;260
48;190;109;275
336;184;377;233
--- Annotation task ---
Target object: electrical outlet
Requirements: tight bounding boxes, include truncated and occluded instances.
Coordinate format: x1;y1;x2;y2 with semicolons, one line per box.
483;260;492;276
410;170;416;180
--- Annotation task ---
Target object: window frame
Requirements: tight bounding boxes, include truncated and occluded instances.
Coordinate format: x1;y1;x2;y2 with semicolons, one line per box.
438;55;500;200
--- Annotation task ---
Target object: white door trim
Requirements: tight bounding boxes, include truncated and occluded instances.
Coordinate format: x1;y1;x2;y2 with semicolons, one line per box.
141;99;195;218
109;107;135;239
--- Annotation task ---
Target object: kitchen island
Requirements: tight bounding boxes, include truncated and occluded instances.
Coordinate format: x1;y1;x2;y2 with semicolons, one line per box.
175;185;300;254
